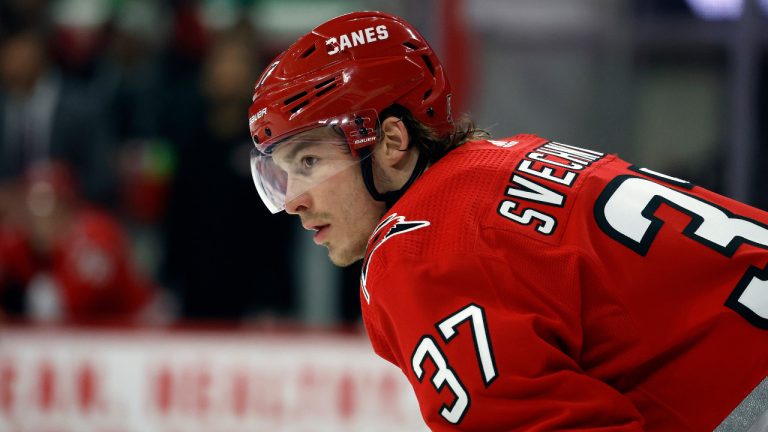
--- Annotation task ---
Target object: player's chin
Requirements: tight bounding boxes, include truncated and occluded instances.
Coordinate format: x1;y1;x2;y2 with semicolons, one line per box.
327;244;364;268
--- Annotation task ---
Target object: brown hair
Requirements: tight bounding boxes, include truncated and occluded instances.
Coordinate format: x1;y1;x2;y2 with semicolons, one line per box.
379;104;491;164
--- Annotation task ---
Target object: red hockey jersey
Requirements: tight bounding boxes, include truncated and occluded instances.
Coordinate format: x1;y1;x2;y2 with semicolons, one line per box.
51;208;153;320
360;134;768;431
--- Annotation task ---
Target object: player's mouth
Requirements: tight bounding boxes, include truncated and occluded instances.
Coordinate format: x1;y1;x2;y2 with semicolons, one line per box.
310;224;330;244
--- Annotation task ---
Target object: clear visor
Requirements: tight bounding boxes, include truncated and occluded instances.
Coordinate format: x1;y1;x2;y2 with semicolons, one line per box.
250;112;380;213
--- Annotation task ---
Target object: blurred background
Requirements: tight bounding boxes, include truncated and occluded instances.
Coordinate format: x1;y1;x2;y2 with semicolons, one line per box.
0;0;766;430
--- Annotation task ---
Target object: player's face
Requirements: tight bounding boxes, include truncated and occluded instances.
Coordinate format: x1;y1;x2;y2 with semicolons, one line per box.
275;128;386;267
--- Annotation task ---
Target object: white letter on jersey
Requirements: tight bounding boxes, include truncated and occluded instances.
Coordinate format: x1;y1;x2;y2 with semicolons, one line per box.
506;175;565;206
498;200;556;235
517;160;577;186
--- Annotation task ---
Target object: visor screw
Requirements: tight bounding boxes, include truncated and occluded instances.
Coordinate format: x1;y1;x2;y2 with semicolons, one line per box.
426;107;434;117
359;127;369;136
265;127;272;137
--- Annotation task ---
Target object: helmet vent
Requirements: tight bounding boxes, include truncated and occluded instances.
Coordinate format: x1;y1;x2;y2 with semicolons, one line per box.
313;75;339;97
284;91;308;105
421;55;435;76
300;44;317;58
402;42;420;51
316;83;337;97
315;77;335;89
423;88;433;101
290;100;310;114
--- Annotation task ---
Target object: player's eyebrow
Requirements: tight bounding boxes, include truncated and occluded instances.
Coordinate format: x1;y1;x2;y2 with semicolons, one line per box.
276;139;320;164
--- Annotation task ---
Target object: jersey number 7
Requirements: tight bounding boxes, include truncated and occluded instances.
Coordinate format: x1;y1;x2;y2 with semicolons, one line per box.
595;174;768;329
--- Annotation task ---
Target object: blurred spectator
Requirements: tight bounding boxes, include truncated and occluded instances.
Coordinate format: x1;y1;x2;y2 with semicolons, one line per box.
0;27;117;207
0;224;34;317
0;2;302;324
97;1;170;141
0;182;35;316
163;26;295;320
0;161;160;323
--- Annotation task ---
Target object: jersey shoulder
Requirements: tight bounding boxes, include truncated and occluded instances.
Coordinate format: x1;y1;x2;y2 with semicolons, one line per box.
395;135;621;251
359;135;618;304
360;134;646;280
389;134;553;247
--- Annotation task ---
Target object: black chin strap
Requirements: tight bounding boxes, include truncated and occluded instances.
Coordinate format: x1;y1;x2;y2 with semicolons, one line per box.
360;147;430;209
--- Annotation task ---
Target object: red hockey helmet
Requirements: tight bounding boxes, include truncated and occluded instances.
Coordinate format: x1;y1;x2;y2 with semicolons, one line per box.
248;11;453;213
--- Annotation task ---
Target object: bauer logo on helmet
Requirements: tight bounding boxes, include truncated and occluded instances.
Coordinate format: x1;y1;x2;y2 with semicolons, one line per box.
249;107;267;126
326;25;389;55
353;136;378;146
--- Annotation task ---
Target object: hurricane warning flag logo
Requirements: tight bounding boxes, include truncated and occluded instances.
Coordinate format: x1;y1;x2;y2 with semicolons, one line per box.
360;213;430;304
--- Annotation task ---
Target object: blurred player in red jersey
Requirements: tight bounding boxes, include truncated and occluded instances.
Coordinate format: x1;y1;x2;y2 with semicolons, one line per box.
0;161;156;322
246;11;768;431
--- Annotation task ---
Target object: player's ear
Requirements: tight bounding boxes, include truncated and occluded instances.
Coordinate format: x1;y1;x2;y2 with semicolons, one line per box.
376;116;411;167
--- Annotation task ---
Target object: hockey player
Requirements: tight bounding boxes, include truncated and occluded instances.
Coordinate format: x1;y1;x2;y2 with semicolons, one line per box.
248;11;768;431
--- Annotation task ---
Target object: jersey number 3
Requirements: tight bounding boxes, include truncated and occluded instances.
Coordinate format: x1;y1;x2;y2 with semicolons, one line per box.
595;175;768;329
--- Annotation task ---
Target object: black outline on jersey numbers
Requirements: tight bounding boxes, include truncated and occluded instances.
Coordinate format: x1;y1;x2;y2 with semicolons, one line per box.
436;303;498;387
725;264;768;329
411;335;472;425
594;175;768;257
595;174;768;329
410;303;499;425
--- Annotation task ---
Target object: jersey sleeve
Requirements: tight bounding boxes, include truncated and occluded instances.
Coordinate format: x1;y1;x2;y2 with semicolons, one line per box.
364;247;645;431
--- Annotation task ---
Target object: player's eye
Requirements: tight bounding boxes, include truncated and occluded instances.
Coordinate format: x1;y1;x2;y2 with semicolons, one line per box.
301;156;318;170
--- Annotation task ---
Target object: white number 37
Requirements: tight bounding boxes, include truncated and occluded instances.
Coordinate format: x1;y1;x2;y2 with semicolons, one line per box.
410;304;497;425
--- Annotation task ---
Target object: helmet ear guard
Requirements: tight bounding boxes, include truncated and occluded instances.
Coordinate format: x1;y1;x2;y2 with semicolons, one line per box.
334;110;380;157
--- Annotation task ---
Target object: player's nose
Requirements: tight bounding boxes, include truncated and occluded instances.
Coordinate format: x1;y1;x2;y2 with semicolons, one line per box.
285;191;310;214
284;176;311;214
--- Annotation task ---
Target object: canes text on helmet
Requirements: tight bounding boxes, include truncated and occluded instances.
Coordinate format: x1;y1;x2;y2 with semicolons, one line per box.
325;25;389;55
